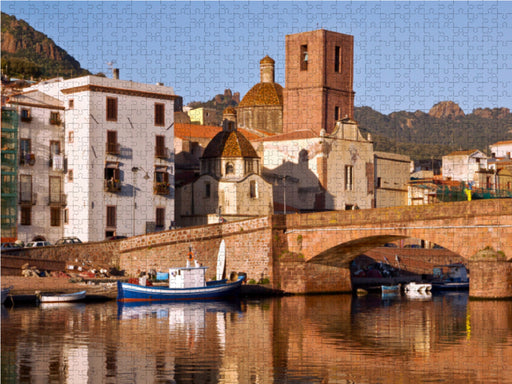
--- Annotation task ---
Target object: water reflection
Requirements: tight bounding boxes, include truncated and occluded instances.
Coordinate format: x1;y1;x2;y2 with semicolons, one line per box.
2;293;512;383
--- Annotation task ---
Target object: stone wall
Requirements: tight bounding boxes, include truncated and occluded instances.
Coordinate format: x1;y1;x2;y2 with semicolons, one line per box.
470;260;512;299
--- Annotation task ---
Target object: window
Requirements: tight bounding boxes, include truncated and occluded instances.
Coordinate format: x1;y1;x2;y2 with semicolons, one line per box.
20;138;31;155
205;182;211;198
156;208;165;228
21;108;31;122
68;131;74;143
50;207;61;226
104;163;120;192
106;131;119;154
50;141;61;156
250;180;257;198
64;208;69;224
106;97;118;121
155;103;165;126
225;162;234;175
20;206;31;225
50;112;61;125
300;44;308;71
49;176;62;205
68;99;74;109
334;106;340;121
155;135;166;158
19;174;32;203
345;165;353;191
245;160;254;174
68;169;73;182
106;206;116;228
334;46;342;73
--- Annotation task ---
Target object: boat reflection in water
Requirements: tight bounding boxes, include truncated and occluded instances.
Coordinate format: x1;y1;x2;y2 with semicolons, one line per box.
117;300;243;321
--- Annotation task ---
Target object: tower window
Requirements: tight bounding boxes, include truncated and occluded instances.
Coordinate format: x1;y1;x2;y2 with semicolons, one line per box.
334;106;340;121
335;46;342;73
300;45;308;71
345;165;353;191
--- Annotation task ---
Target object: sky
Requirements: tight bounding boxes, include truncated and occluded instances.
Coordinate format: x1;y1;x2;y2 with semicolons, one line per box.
2;1;511;115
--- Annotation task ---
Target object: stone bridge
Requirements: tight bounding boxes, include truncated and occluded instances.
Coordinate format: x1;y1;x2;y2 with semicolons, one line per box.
5;199;511;298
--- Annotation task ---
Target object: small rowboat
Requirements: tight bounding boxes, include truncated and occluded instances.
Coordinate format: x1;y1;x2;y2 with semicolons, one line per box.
404;282;432;293
36;290;87;303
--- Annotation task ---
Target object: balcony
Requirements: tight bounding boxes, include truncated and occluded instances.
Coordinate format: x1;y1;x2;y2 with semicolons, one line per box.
154;182;170;195
20;116;32;123
19;192;37;205
48;193;67;206
20;153;35;166
106;142;121;155
49;116;63;126
104;179;121;193
155;146;170;160
49;155;66;171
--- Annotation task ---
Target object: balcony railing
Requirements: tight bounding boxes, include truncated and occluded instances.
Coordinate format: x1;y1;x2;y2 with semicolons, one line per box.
154;182;170;195
48;193;67;206
19;192;37;205
104;179;121;193
49;155;66;171
19;153;35;166
49;117;63;126
106;142;121;155
20;116;32;123
155;146;169;159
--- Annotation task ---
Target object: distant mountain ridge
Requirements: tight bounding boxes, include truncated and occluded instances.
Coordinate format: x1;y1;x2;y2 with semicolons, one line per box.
1;12;90;79
355;101;512;160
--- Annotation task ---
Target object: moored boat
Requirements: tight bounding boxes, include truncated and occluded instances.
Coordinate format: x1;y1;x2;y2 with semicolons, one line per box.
117;265;245;302
381;284;400;293
431;263;469;291
404;282;432;293
37;290;87;303
1;286;13;305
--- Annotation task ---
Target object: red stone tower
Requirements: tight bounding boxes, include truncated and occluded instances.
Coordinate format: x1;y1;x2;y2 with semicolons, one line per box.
283;29;355;135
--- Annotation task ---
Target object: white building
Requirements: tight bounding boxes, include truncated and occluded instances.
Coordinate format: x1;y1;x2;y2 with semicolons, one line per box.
490;140;512;159
441;149;488;185
8;90;66;243
9;75;177;243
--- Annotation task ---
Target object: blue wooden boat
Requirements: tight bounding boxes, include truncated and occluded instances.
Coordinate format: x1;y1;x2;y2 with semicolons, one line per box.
117;266;245;302
381;284;400;294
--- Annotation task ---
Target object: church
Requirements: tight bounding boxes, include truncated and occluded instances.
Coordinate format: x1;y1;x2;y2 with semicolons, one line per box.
174;29;409;225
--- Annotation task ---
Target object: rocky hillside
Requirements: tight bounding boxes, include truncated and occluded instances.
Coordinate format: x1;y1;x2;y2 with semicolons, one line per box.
355;102;512;160
1;12;90;79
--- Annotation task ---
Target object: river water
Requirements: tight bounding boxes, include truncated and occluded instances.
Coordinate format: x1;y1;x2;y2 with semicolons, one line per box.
2;292;512;383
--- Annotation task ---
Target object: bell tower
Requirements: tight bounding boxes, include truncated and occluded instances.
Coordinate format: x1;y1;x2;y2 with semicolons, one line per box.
283;29;355;135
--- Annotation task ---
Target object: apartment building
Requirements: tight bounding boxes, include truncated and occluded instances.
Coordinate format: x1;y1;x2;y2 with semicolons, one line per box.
8;75;177;242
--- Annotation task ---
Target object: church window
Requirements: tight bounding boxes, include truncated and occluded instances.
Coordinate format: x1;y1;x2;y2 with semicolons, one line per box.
205;182;211;198
245;160;254;174
226;162;234;175
300;45;308;71
334;106;340;121
345;165;353;191
250;180;258;198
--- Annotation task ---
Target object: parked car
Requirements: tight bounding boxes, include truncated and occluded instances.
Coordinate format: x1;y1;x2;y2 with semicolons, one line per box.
107;235;127;240
1;242;21;250
26;241;52;247
55;237;82;245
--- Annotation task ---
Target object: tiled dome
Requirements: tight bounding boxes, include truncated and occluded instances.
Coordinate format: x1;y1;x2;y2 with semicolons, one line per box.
260;55;275;64
238;82;283;107
202;130;259;159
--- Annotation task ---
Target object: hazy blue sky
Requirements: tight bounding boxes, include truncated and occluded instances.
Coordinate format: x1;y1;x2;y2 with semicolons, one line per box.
3;1;511;114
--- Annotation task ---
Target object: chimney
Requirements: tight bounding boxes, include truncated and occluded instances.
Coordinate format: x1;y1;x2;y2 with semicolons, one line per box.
113;68;119;79
260;56;275;83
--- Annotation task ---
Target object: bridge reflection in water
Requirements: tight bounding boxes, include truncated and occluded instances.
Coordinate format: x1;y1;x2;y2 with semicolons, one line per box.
2;293;512;383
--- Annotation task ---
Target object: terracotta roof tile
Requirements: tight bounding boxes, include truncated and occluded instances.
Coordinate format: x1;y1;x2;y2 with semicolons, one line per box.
254;129;318;142
444;149;480;156
174;123;222;140
238;82;283;107
202;130;259;159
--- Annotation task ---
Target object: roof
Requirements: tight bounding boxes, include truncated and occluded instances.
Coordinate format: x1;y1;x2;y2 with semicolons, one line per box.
260;55;275;64
8;90;64;109
174;123;222;140
238;82;283;107
202;130;259;159
444;149;482;157
254;129;319;142
491;140;512;146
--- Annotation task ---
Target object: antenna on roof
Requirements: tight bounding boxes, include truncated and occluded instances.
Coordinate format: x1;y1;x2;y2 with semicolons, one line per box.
106;61;117;78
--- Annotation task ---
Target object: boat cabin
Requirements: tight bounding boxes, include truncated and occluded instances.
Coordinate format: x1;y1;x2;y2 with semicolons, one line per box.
169;266;208;288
